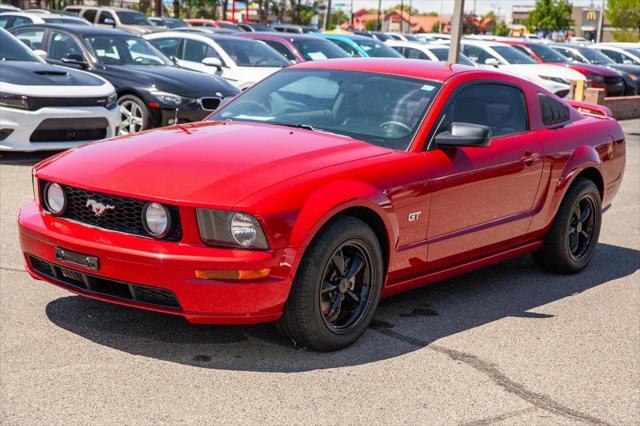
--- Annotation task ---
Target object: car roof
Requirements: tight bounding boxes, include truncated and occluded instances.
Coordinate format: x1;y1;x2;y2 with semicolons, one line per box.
242;32;321;41
10;23;134;36
67;6;130;11
152;31;244;43
289;58;471;82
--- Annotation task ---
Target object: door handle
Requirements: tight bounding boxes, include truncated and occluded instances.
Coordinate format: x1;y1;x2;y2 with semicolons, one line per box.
521;152;541;166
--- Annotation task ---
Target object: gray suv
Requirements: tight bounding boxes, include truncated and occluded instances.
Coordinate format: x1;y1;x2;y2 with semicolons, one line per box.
63;6;162;35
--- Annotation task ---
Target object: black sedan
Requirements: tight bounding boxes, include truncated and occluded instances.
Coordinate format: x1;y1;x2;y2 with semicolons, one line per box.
11;24;240;134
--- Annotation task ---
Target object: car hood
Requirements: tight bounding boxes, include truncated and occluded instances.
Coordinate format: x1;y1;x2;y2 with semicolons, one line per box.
36;121;391;207
0;61;105;86
121;24;164;35
102;65;239;98
550;62;621;77
605;63;640;75
500;63;586;80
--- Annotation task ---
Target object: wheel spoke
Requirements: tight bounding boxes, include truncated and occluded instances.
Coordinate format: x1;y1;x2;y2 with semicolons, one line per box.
346;290;359;303
332;250;346;275
326;293;343;323
579;230;589;240
321;281;337;294
578;204;591;223
569;232;579;252
345;254;364;280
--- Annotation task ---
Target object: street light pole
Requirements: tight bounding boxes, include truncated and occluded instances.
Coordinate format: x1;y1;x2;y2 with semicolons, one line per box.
448;0;465;64
596;0;606;43
377;0;382;31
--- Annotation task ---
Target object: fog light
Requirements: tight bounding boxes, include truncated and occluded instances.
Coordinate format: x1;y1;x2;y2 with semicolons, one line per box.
44;182;66;215
195;268;271;280
142;202;170;238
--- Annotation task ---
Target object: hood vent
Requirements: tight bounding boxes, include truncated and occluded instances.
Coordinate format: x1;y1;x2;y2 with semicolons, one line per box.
33;70;68;76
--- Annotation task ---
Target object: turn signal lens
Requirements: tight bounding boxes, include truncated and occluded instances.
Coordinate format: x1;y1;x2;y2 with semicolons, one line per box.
195;268;271;280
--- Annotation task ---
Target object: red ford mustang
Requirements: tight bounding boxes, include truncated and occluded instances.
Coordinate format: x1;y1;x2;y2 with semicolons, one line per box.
19;59;626;351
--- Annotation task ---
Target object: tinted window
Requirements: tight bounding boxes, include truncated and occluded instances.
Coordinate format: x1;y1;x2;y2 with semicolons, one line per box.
215;38;289;67
539;93;570;126
11;17;33;28
436;83;528;139
404;47;429;60
98;11;115;24
0;16;10;28
292;38;350;61
13;28;45;51
262;40;296;61
116;11;151;25
0;29;40;61
331;39;360;57
527;43;568;62
84;34;173;66
553;47;585;63
463;44;497;65
212;69;441;150
356;38;402;58
49;31;83;60
82;9;97;23
492;45;536;64
151;37;181;57
65;8;81;15
183;39;223;63
576;46;613;64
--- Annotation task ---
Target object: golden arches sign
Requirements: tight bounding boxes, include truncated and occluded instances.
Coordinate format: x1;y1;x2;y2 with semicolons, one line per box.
586;10;597;21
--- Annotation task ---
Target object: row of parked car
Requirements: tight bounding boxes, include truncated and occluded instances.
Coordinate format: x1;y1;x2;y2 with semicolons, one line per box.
1;4;638;152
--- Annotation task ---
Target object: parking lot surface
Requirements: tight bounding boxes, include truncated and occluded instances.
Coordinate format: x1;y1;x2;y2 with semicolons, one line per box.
1;120;638;425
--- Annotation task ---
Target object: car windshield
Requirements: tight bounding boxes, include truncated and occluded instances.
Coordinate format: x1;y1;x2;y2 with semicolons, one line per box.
43;17;90;25
356;38;402;58
527;43;568;62
492;45;537;64
623;47;640;57
83;34;173;66
215;38;289;67
210;69;441;150
116;11;151;26
0;30;40;62
429;47;475;66
576;46;613;64
217;21;239;30
292;38;350;60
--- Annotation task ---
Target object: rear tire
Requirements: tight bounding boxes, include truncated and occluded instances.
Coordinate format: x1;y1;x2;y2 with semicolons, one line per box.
277;216;384;352
533;177;601;274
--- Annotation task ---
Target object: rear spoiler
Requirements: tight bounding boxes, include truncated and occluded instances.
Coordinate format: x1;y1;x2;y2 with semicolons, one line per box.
566;100;613;118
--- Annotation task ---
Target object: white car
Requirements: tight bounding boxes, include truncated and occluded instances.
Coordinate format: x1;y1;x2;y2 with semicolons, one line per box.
592;43;640;66
0;28;120;151
386;41;476;66
0;11;89;30
145;31;289;90
461;40;585;98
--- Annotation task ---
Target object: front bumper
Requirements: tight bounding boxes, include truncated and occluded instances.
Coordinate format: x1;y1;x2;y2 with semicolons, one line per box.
0;105;121;152
153;99;220;127
18;202;293;324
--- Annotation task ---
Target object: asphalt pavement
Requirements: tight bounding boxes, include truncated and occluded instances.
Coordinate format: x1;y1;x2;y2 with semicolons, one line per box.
1;120;638;425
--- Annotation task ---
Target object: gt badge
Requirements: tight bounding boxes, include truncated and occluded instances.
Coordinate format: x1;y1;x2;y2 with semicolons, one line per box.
408;211;422;222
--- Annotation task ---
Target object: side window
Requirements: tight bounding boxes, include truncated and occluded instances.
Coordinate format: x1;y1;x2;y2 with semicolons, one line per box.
538;93;570;126
98;11;115;25
263;40;296;61
512;45;536;60
557;47;584;63
183;39;222;63
463;45;494;64
82;9;97;23
49;31;83;60
14;29;46;50
0;16;12;28
151;38;181;58
436;83;529;139
12;17;33;28
65;8;81;15
332;39;359;57
404;47;428;60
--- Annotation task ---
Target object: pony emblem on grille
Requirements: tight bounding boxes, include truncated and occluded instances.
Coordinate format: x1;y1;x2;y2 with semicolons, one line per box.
86;199;115;217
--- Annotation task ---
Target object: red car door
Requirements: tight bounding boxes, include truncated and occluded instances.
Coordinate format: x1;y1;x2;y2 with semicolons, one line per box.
423;82;544;268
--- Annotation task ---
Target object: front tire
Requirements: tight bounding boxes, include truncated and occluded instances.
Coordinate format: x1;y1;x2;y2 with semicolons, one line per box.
277;216;384;352
533;177;602;274
118;95;150;136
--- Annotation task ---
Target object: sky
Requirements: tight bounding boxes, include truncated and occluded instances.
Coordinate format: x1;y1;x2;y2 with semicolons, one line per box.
333;0;605;20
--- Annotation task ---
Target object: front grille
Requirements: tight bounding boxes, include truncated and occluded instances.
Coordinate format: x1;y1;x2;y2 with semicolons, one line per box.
27;96;112;111
30;128;106;143
29;255;181;309
604;76;623;85
41;181;182;241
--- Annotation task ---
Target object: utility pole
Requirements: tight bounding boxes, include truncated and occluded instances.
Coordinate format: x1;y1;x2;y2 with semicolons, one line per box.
408;0;413;34
448;0;465;64
173;0;180;18
400;0;404;33
154;0;162;17
596;0;606;42
377;0;382;31
324;0;333;30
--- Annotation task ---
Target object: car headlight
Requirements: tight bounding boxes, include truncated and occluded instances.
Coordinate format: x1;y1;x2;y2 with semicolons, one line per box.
44;182;66;215
586;75;604;82
142;202;171;238
0;92;30;110
196;209;268;249
539;75;570;85
150;90;192;107
105;92;117;109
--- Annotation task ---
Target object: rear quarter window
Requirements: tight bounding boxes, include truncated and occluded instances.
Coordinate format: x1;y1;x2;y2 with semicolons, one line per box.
538;93;570;126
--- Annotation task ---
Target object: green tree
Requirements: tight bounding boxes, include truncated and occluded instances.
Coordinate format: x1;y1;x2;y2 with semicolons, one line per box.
365;20;378;31
607;0;640;41
384;4;419;15
431;20;441;33
493;20;510;36
329;10;349;29
524;0;573;35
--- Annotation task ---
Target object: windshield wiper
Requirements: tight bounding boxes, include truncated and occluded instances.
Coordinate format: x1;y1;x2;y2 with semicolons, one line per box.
274;122;353;139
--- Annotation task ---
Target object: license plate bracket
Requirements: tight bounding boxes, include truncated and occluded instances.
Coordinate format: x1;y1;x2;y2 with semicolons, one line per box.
54;247;99;271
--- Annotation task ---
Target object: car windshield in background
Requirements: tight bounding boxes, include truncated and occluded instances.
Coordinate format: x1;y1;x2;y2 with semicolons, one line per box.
215;38;289;67
211;69;440;151
527;43;568;62
576;46;613;64
429;47;475;66
357;38;402;58
0;30;39;62
492;45;537;64
624;47;640;57
116;11;151;26
42;17;89;25
292;39;350;60
84;35;173;66
217;21;239;30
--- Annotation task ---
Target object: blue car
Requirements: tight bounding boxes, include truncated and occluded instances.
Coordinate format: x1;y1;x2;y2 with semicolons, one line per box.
317;33;404;58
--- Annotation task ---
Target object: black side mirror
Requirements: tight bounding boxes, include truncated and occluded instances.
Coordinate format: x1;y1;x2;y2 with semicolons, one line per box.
61;53;88;68
435;122;491;148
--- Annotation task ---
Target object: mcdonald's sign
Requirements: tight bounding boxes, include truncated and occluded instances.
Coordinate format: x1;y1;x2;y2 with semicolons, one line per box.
585;10;598;21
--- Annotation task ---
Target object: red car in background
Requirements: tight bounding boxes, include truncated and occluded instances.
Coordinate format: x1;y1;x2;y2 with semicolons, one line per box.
237;32;350;62
183;19;239;31
19;60;625;351
503;40;625;96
